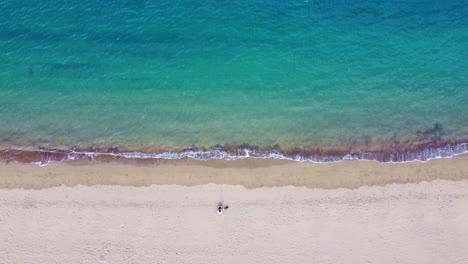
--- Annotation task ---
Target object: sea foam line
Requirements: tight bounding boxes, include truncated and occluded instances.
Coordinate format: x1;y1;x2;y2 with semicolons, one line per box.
10;142;467;166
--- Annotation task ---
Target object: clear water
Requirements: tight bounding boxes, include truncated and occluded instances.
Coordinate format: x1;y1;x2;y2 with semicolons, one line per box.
0;0;467;157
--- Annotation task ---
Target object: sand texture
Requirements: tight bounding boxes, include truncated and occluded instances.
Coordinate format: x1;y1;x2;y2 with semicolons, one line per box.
0;180;467;264
1;155;467;263
1;154;468;189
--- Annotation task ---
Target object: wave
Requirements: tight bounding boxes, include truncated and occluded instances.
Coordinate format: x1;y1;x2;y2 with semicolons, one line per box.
1;141;467;166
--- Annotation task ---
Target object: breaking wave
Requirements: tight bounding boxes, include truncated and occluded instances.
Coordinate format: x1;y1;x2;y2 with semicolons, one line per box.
1;141;467;167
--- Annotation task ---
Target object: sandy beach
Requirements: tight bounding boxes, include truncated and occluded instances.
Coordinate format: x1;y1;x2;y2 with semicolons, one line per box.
1;153;468;189
1;155;468;263
2;0;467;262
0;181;467;263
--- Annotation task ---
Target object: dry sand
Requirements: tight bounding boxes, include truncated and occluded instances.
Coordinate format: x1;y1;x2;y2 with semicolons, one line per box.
0;181;467;264
1;155;468;263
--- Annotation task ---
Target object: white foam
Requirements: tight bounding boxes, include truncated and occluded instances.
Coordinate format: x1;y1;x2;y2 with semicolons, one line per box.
5;142;467;166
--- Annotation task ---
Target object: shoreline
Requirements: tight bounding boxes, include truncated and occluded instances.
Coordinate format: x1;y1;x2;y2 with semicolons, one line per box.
0;140;467;165
1;153;467;190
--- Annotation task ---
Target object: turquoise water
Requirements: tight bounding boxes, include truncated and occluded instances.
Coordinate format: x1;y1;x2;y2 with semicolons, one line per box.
0;0;467;161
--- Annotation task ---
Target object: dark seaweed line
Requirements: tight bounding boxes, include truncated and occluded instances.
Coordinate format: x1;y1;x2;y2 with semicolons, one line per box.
1;141;467;167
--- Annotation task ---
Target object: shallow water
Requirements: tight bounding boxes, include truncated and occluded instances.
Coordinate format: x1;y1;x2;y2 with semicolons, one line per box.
0;0;467;162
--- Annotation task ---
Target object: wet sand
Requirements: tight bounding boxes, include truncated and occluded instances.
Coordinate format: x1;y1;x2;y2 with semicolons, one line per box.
0;154;467;189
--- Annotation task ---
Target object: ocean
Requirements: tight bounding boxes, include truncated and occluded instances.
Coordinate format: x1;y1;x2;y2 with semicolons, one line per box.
0;0;467;164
